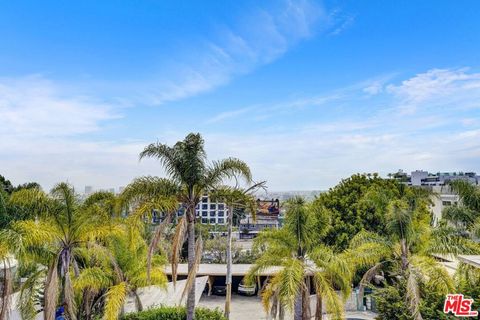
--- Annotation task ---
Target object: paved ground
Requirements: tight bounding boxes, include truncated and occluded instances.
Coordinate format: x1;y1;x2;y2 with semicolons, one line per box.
198;293;377;320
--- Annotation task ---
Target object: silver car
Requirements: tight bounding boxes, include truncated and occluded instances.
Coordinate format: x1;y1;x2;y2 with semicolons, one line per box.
237;280;256;296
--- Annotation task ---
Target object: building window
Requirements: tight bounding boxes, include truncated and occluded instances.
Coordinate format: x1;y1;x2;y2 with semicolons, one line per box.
209;218;216;224
201;218;208;224
210;204;216;209
202;197;208;203
202;204;208;210
218;211;224;217
218;204;225;210
210;211;216;217
442;201;452;206
202;211;208;217
218;218;224;224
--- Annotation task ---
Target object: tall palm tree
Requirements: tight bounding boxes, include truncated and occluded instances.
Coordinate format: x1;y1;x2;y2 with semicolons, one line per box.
1;183;120;320
210;181;265;319
74;221;168;320
350;199;480;320
247;197;351;320
121;133;252;320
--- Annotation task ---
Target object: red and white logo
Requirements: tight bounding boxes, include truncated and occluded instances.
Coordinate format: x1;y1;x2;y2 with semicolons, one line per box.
443;294;478;317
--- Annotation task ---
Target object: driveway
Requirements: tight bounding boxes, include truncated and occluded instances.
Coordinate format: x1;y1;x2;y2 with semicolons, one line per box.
198;293;377;320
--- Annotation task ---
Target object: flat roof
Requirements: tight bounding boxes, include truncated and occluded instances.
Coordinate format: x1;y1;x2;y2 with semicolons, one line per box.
164;263;316;277
164;263;283;277
457;255;480;268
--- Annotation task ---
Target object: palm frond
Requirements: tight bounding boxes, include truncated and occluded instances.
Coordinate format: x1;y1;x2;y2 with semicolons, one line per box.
18;268;44;320
205;158;252;187
357;262;384;308
103;282;127;320
120;176;180;206
44;257;59;320
181;236;203;302
313;272;344;320
64;271;77;320
405;268;422;320
171;216;187;285
147;214;172;282
409;255;454;294
276;258;305;311
73;267;112;293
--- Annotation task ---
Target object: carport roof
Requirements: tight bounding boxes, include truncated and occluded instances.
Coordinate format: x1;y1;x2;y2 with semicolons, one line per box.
164;263;285;276
457;255;480;269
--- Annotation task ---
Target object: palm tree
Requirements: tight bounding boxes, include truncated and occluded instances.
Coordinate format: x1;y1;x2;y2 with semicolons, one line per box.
447;180;480;237
74;221;168;320
1;183;120;320
247;197;351;320
121;133;252;320
210;181;265;319
350;199;480;320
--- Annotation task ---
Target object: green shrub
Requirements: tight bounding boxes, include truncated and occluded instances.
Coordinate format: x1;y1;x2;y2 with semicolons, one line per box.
122;306;226;320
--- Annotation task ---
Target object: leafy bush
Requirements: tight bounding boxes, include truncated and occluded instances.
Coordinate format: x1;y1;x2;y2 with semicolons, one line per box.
122;306;226;320
373;282;456;320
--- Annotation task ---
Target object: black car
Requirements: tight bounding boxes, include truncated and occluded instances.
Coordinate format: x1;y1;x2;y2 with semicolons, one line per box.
212;285;227;296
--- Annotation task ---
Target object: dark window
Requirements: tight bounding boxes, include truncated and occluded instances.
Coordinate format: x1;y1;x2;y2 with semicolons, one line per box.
218;204;225;210
202;211;208;217
218;218;224;224
201;218;208;224
202;197;208;203
210;211;216;216
210;204;216;209
202;204;208;210
218;211;224;217
209;218;216;224
442;201;452;206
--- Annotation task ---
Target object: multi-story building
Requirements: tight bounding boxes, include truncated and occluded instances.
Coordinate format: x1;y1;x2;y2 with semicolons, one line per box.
194;195;229;225
391;170;479;225
239;199;281;239
153;195;229;225
84;185;93;195
391;170;479;186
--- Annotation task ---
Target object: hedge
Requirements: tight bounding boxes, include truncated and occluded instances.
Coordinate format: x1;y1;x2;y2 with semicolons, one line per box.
122;306;226;320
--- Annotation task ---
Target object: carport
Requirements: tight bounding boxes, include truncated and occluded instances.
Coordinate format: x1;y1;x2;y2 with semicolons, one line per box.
164;264;285;296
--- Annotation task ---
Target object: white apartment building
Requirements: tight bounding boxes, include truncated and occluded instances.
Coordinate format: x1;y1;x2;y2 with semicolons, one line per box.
152;195;229;225
195;195;228;225
391;170;479;225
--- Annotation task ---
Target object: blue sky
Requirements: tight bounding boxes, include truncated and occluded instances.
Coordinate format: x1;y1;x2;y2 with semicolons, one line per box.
1;0;480;191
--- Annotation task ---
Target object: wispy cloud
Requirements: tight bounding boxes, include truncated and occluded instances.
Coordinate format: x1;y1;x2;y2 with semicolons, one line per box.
386;68;480;113
143;0;327;105
0;75;118;137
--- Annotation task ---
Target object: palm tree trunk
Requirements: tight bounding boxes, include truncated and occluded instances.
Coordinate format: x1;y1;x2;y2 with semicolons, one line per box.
224;205;233;319
315;294;322;320
0;260;12;320
294;291;303;320
400;238;408;272
187;205;196;320
133;289;143;311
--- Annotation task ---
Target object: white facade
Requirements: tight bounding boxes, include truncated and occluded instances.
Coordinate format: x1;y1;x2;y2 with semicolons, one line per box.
195;195;229;225
430;185;459;226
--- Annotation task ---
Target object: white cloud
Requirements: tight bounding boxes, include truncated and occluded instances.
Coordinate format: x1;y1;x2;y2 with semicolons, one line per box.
0;75;118;137
144;0;326;105
387;68;480;102
363;82;383;95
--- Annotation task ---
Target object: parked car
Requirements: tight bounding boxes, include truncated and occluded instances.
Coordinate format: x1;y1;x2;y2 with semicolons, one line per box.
237;280;256;296
212;285;227;296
